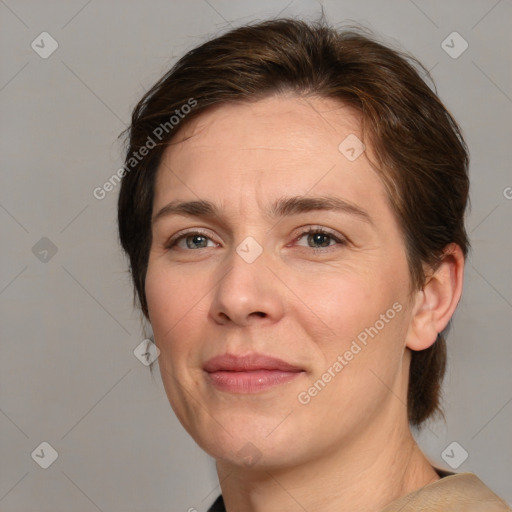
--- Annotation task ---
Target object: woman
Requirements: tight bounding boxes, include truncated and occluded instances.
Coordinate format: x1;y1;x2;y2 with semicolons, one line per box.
117;18;510;511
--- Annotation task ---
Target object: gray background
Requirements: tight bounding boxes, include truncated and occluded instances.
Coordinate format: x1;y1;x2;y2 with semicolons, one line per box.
1;0;511;510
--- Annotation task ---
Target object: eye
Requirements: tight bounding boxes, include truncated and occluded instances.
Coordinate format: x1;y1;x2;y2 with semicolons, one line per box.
166;231;218;250
165;227;346;252
294;227;346;250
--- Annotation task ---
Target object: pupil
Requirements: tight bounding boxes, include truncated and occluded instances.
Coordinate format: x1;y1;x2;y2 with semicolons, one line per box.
188;235;206;249
310;233;329;247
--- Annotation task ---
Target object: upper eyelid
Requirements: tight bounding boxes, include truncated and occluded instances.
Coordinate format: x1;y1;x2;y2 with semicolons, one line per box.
294;226;343;238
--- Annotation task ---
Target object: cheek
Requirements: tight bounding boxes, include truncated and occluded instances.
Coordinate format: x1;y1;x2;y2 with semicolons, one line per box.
145;266;209;414
145;265;207;357
294;266;401;340
297;275;408;422
293;265;409;397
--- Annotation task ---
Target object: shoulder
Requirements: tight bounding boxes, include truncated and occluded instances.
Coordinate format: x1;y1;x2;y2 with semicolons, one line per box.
381;472;511;511
207;473;511;512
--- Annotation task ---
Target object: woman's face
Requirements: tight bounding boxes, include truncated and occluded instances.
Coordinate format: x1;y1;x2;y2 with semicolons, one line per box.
146;95;417;469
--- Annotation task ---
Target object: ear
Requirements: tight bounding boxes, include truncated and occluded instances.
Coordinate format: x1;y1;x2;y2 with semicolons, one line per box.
406;243;465;351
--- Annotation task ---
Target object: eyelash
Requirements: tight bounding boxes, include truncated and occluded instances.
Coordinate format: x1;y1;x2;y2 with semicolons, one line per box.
165;226;347;252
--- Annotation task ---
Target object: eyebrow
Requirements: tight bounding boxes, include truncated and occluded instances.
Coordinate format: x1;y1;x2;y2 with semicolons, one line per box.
152;195;373;226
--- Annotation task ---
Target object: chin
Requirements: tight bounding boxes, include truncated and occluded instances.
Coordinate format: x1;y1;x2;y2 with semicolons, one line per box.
187;413;312;470
208;437;306;470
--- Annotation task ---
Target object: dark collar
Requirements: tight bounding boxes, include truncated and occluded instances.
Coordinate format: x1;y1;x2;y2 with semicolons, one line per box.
206;467;455;511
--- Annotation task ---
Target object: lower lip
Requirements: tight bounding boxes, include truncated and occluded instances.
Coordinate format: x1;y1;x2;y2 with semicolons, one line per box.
206;370;303;393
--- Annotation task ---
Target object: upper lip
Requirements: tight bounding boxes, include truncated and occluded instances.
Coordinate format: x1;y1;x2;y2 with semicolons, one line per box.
204;353;303;372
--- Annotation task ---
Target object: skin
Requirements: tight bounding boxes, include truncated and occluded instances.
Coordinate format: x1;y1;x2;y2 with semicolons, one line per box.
145;95;465;512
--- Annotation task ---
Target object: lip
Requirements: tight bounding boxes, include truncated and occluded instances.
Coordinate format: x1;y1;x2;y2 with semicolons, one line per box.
204;353;305;393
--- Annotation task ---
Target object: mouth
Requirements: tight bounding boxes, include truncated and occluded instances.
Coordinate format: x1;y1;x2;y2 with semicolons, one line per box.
203;353;305;393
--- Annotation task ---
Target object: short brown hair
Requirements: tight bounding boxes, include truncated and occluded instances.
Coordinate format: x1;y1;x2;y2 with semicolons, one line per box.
117;18;470;428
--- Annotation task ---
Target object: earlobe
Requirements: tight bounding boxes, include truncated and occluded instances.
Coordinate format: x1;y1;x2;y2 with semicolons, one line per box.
406;243;465;352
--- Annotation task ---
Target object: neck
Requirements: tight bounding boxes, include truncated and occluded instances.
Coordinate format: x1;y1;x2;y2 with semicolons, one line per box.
215;406;439;512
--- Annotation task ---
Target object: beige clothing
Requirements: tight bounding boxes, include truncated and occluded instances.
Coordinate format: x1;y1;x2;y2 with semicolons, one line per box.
381;472;511;511
207;471;511;511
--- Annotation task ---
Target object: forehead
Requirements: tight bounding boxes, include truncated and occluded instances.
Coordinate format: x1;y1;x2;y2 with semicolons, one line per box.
180;94;359;137
163;95;364;165
153;95;387;218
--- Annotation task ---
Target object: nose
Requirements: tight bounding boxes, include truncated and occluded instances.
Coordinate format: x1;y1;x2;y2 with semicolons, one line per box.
209;244;285;327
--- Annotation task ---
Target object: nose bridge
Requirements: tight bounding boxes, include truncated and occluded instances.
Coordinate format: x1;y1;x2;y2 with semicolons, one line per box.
210;237;283;325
